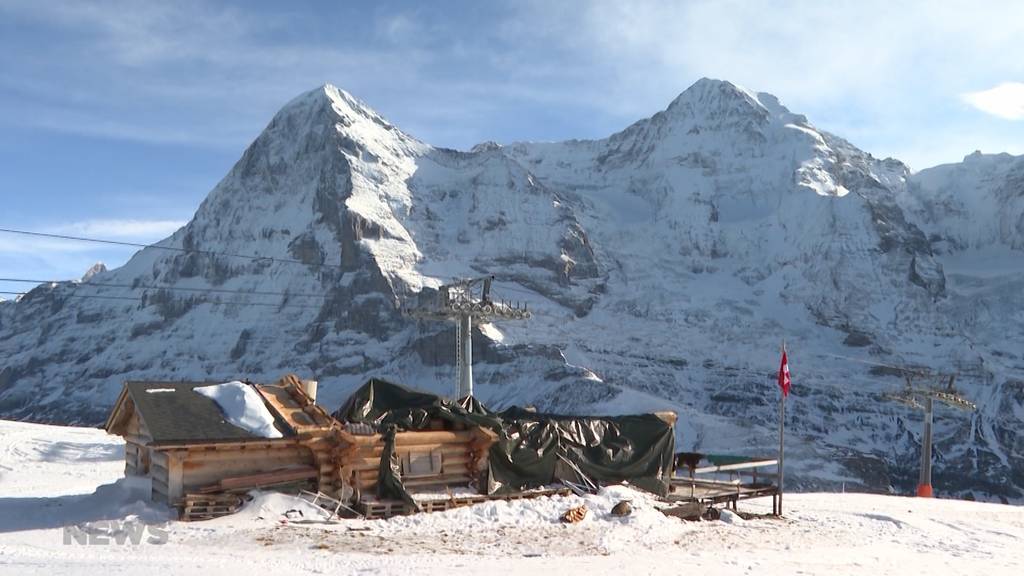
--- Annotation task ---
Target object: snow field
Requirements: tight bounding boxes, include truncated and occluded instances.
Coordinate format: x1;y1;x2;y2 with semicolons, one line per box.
1;419;1023;575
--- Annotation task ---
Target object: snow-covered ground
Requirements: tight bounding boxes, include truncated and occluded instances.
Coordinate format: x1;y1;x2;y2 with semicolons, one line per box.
1;420;1022;575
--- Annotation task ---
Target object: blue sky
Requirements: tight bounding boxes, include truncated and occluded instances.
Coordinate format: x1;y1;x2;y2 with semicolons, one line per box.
1;0;1022;293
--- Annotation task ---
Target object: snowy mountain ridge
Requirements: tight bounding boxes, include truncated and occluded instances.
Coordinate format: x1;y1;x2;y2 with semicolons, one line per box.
1;78;1022;502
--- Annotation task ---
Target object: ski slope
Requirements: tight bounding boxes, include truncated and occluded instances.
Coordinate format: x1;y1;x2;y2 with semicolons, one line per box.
0;419;1021;575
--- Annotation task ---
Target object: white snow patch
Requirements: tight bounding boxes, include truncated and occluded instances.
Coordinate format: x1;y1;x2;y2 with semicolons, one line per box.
230;490;333;523
478;322;504;343
719;508;745;524
145;388;176;394
194;381;283;438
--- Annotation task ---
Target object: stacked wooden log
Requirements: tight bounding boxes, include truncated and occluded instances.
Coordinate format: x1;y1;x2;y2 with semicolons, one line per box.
339;427;496;498
196;466;318;494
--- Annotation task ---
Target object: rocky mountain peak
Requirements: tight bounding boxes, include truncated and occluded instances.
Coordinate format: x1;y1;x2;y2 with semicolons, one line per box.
253;83;427;169
80;262;107;282
666;77;767;116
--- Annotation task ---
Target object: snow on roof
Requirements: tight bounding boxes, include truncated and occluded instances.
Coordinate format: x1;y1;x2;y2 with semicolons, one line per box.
194;381;284;439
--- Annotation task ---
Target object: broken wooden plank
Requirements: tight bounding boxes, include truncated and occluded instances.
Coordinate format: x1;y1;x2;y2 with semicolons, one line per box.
196;466;318;493
692;459;778;474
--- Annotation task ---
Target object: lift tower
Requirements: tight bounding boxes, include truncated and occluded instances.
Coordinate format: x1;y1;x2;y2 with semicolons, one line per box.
405;276;530;399
883;371;976;497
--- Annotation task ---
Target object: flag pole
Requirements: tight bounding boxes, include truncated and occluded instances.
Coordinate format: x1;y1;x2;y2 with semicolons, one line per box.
778;340;786;516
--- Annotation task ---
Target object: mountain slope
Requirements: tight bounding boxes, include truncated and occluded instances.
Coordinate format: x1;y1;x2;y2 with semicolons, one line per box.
1;79;1022;501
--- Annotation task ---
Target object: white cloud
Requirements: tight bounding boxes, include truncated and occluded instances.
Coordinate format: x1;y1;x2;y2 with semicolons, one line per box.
50;219;186;240
0;219;185;291
962;82;1024;120
0;219;185;256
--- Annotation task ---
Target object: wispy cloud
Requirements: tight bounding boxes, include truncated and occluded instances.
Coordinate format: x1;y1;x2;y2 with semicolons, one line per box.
50;219;186;240
0;219;185;256
962;82;1024;120
0;0;1022;167
0;0;435;148
0;218;185;292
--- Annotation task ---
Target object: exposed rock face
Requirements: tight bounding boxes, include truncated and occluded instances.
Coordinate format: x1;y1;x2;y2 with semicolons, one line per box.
80;262;107;282
1;79;1022;502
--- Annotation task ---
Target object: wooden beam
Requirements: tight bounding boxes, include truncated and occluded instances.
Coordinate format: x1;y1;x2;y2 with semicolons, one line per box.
154;439;301;451
123;434;151;446
176;446;310;463
693;459;778;474
396;430;473;444
166;454;184;504
151;451;168;467
103;383;131;433
402;473;472;488
197;466;318;493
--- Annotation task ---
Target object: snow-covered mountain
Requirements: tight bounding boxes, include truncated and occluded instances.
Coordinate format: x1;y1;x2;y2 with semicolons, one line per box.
1;79;1021;501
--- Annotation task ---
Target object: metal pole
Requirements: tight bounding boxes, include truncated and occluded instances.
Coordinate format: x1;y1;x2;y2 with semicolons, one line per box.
917;396;933;497
458;313;473;398
454;317;462;399
778;390;785;515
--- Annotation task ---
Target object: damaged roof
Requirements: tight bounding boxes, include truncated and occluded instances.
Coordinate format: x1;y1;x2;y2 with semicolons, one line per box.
106;381;292;445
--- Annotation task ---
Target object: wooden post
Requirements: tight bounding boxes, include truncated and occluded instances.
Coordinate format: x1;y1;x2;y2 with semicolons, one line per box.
167;454;184;505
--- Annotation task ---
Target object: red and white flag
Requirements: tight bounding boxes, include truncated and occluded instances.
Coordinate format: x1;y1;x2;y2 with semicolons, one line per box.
778;349;791;397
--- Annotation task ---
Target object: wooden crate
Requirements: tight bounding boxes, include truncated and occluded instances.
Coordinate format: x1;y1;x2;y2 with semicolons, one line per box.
180;493;244;522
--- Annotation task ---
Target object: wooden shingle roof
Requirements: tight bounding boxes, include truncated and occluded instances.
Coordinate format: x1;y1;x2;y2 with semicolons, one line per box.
106;381;292;445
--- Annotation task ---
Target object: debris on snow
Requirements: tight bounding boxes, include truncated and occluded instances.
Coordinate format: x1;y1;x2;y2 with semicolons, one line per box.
561;504;588;523
610;500;633;517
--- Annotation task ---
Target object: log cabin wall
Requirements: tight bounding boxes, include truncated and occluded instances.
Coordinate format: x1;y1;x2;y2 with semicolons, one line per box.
153;442;316;504
338;427;496;500
122;407;153;477
150;450;172;503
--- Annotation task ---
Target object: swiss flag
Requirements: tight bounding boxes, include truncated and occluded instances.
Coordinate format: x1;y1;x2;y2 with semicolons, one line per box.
778;349;791;397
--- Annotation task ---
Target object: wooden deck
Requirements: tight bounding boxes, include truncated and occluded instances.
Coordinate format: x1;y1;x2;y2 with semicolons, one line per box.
668;455;782;515
669;478;779;512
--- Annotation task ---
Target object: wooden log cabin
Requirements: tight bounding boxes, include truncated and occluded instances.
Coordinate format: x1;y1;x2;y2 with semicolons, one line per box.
104;376;497;512
339;426;496;501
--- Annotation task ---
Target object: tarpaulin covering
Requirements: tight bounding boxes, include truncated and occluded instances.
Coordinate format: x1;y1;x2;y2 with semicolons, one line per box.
334;379;676;500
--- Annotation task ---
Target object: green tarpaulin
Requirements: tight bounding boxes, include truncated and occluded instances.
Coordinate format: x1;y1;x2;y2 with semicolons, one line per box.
334;379;676;503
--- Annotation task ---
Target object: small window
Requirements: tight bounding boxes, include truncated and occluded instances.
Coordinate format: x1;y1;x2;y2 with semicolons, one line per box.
401;450;442;478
